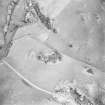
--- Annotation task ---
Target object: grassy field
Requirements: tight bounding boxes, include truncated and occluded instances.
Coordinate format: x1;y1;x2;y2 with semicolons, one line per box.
0;0;105;105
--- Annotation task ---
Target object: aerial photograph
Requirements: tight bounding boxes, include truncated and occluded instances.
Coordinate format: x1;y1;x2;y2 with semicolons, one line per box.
0;0;105;105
